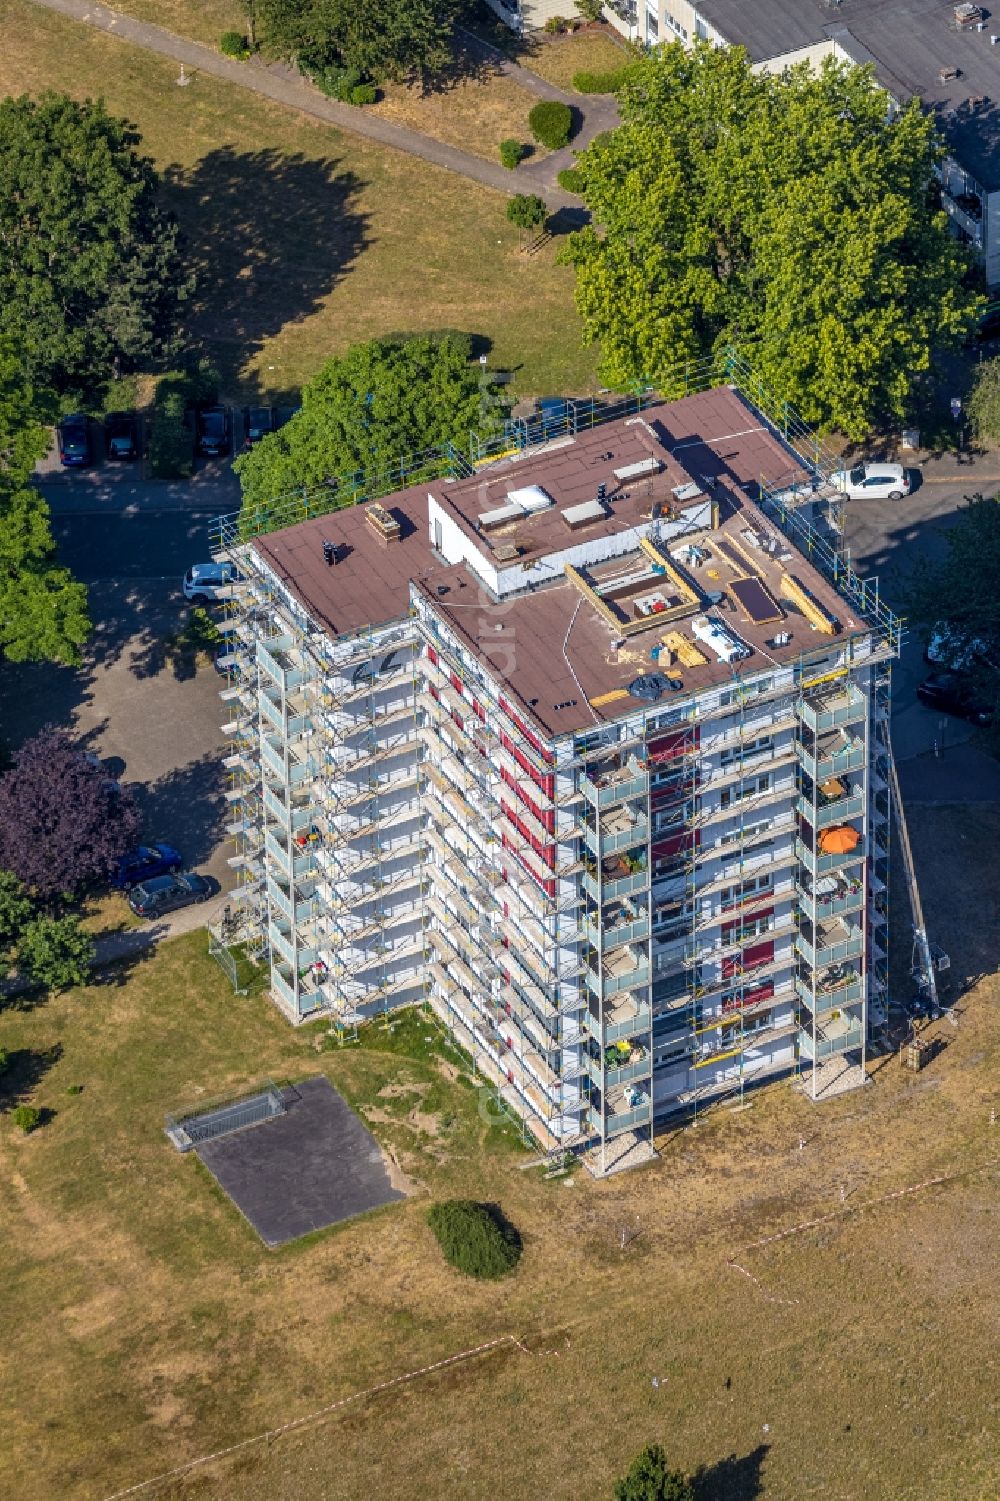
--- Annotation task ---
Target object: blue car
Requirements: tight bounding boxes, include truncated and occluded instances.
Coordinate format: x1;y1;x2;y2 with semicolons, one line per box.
58;413;92;467
113;843;183;890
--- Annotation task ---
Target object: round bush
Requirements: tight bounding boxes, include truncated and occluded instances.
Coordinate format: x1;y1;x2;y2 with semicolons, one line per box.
557;166;584;193
427;1200;522;1279
12;1105;41;1134
506;193;548;231
351;83;377;106
499;138;526;169
219;31;249;59
544;15;569;33
528;100;573;151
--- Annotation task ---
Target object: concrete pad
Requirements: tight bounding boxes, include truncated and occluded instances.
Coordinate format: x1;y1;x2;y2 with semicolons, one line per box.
196;1076;406;1246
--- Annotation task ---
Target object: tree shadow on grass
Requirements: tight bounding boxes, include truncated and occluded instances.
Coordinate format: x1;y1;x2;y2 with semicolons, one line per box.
0;1043;63;1105
163;146;369;399
692;1444;769;1501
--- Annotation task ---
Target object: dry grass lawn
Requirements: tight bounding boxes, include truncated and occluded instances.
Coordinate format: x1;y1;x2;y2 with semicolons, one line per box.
369;52;542;162
1;804;999;1501
105;0;243;47
0;0;597;401
522;27;632;91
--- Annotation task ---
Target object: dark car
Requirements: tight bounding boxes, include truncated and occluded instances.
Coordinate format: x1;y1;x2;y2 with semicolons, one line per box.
105;411;139;460
112;843;183;890
197;405;230;458
916;672;993;727
128;871;212;918
242;406;274;449
58;413;92;467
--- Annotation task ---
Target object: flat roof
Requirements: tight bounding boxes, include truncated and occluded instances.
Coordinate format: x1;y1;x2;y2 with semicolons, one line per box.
696;0;1000;189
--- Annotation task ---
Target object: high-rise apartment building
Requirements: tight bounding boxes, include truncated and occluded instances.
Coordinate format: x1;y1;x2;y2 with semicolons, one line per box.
217;384;899;1175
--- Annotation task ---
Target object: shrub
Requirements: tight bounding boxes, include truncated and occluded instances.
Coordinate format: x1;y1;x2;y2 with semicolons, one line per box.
615;1445;694;1501
351;83;377;106
11;1105;41;1134
575;0;605;19
427;1200;521;1279
499;137;526;169
506;193;548;231
149;373;194;480
66;1084;83;1096
557;166;584;193
544;15;569;33
18;915;95;993
572;68;626;93
307;62;373;103
528;100;573;151
219;31;250;59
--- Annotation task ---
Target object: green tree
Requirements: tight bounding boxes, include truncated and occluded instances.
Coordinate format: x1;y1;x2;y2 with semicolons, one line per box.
426;1200;522;1279
235;333;501;531
615;1445;694;1501
11;1105;42;1133
561;44;978;438
18;914;95;993
0;343;90;665
507;193;548;230
0;93;190;398
575;0;604;21
0;871;33;953
258;0;462;83
967;357;1000;446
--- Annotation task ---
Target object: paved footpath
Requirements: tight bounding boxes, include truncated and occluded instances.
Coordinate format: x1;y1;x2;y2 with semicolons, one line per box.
30;0;584;210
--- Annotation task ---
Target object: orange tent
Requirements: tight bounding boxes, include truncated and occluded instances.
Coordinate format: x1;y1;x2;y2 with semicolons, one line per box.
819;825;861;854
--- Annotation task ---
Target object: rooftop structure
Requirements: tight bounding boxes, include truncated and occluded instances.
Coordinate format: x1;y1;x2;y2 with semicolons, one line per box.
216;383;898;1175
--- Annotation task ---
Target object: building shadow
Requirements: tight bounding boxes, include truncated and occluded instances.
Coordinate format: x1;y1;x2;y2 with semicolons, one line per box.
692;1444;769;1501
163;146;369;396
136;752;229;869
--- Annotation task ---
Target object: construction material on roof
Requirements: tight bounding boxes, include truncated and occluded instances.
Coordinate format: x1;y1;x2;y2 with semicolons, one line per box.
508;484;553;513
780;573;840;635
366;503;401;542
691;614;752;664
728;576;784;625
562;499;608;530
671;481;705;504
659;630;708;668
589;688;630;708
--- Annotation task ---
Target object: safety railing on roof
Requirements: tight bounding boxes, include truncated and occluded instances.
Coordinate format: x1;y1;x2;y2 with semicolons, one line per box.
210;347;846;556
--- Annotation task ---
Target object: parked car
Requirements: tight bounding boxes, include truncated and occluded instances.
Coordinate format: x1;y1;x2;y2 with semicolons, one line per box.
182;562;245;603
924;622;988;669
916;672;993;726
112;843;183;890
128;871;212;918
197;405;230;457
58;413;92;467
105;411;139;460
830;462;910;501
242;406;274;449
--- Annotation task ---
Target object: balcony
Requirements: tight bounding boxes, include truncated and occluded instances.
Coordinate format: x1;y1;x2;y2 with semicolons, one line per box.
798;1018;864;1060
798;683;866;735
795;835;865;875
798;730;866;784
587;997;652;1045
582;760;649;810
257;636;306;693
795;916;864;969
941;187;983;247
794;970;864;1013
797;785;865;831
796;873;863;924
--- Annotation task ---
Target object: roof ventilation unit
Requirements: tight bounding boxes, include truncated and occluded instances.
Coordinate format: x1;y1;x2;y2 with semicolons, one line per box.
613;456;661;482
479;501;526;531
561;499;608;530
365;503;401;542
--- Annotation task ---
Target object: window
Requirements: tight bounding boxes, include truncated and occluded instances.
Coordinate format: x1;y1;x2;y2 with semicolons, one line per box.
720;872;773;909
719;734;772;769
720;773;770;811
719;817;770;848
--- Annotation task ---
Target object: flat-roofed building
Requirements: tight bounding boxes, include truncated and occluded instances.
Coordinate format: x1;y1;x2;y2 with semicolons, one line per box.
216;384;899;1175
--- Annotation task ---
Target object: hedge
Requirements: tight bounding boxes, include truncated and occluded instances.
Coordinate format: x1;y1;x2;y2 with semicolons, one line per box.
528;99;573;151
148;374;194;480
572;68;627;93
427;1200;522;1279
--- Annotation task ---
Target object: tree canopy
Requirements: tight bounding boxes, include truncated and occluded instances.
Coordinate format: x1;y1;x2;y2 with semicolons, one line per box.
0;728;141;901
614;1444;694;1501
235;333;502;531
561;44;978;438
0;342;90;666
0;93;190;398
255;0;463;82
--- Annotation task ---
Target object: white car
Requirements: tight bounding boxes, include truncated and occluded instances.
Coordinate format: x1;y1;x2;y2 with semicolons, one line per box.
830;462;910;501
182;562;244;603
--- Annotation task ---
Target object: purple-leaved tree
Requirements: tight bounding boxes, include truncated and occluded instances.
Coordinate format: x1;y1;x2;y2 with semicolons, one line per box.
0;727;142;900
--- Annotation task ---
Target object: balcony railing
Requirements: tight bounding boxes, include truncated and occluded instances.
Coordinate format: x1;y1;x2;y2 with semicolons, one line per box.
798;684;866;735
794;973;864;1011
795;923;864;969
582;769;649;810
797;790;865;830
795;835;865;874
798;1023;863;1060
797;737;866;783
